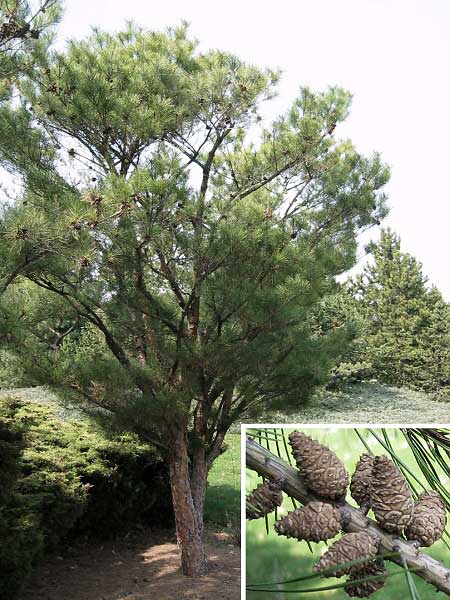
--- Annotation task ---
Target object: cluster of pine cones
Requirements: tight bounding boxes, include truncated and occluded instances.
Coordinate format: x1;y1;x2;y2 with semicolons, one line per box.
0;15;36;41
246;431;447;598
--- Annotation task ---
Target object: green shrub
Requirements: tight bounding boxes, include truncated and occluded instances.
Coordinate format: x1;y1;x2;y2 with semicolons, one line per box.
0;506;44;599
0;396;172;598
0;416;23;503
432;388;450;403
327;361;374;390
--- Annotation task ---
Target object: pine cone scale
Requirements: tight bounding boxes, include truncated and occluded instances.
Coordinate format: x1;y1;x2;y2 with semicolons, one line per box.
345;562;387;597
370;456;413;534
289;431;349;499
350;454;375;509
275;501;342;542
246;478;283;520
405;490;446;546
314;532;380;578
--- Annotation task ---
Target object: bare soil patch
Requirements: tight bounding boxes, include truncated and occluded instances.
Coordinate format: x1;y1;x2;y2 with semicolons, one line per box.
19;529;240;600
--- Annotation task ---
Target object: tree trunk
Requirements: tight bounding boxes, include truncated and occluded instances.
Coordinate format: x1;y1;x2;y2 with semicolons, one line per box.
190;445;208;538
169;427;208;576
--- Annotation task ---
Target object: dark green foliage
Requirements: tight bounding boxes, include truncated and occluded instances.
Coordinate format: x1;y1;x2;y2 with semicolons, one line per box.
311;289;373;390
74;441;172;537
0;407;23;501
0;506;44;599
0;349;28;387
0;396;171;598
327;360;374;390
348;229;450;391
0;24;389;443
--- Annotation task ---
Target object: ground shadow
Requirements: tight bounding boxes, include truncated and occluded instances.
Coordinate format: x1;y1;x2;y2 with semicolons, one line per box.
18;529;240;600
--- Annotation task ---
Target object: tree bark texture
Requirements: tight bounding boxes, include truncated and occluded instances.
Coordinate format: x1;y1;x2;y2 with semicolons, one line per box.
169;428;208;576
246;437;450;597
190;445;208;539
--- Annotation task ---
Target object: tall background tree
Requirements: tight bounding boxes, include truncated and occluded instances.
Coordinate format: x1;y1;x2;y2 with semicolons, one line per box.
348;229;450;392
0;24;389;575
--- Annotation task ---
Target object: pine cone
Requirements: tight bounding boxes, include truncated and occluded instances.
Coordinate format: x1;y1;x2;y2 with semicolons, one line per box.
289;431;348;499
246;479;283;520
350;454;375;509
313;533;380;578
274;502;342;542
345;562;387;597
405;490;446;547
370;456;414;534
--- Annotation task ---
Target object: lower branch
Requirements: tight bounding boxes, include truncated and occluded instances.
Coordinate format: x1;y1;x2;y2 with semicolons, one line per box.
246;438;450;596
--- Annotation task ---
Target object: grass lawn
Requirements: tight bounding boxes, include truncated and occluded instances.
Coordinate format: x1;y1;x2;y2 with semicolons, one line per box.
204;433;241;528
242;382;450;424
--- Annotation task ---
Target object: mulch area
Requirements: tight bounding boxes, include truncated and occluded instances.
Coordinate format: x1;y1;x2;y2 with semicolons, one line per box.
19;529;240;600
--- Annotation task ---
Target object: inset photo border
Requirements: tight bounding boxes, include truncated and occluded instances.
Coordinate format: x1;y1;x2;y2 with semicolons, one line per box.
241;424;450;599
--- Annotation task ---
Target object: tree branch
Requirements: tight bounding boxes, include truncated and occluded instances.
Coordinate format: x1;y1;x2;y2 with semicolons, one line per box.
0;251;47;294
246;438;450;597
28;275;158;399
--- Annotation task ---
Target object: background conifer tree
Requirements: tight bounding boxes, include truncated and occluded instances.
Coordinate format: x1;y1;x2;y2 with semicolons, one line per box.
0;24;389;575
350;228;450;391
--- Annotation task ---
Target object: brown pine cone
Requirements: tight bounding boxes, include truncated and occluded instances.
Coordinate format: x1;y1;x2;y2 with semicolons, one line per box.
289;431;348;499
345;562;387;597
405;490;446;547
274;501;342;542
350;454;375;510
313;532;380;578
370;455;414;534
246;478;283;520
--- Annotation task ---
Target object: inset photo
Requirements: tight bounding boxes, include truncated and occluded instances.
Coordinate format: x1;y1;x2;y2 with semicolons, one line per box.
245;427;450;599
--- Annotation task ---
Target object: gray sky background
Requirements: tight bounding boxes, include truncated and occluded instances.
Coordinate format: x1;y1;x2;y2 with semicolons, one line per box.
55;0;450;297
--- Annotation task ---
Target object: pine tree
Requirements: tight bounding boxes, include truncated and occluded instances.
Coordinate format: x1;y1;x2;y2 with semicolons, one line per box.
0;25;389;575
0;1;61;384
0;1;61;184
0;1;61;96
417;286;450;390
350;229;450;391
311;286;373;389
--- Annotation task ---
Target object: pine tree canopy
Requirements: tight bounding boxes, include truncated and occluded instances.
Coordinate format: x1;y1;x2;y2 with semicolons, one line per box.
0;0;61;98
0;24;390;448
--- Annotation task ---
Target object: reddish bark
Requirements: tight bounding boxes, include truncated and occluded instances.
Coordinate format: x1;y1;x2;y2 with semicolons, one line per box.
169;427;208;577
190;445;208;539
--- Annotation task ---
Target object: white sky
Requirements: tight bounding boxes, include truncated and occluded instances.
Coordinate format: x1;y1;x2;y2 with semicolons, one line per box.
55;0;450;297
